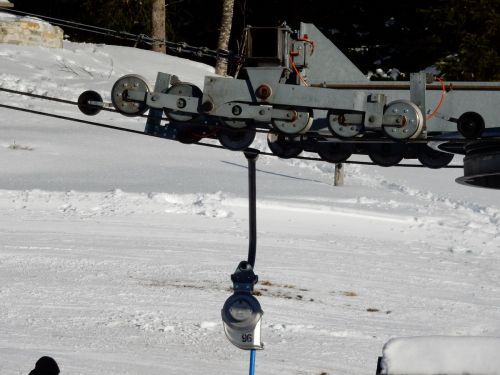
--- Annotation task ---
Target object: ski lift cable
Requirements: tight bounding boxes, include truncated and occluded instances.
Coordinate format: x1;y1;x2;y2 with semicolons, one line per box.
1;8;235;60
47;20;150;45
0;86;474;168
0;102;145;136
1;8;139;37
0;101;464;168
0;87;115;111
0;86;267;134
0;86;484;145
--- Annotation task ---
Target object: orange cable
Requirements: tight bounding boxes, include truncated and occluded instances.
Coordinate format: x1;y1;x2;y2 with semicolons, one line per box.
297;37;315;55
289;56;309;87
426;76;446;120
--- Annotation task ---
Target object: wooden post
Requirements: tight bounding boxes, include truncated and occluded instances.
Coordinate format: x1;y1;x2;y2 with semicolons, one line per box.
152;0;166;53
334;163;344;186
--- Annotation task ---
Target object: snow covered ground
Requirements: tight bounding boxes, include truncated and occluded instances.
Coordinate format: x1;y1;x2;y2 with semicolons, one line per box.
1;39;500;375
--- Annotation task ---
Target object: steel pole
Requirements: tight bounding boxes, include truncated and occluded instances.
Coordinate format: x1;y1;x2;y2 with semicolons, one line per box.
244;149;259;268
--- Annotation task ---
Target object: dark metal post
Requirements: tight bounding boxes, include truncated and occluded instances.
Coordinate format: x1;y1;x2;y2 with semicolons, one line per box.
244;149;259;268
221;151;263;354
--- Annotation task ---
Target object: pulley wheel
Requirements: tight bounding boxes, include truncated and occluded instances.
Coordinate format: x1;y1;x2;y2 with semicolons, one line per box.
457;112;484;139
111;74;150;117
272;108;313;135
317;142;352;163
267;133;303;159
383;100;424;140
328;111;363;138
220;117;250;129
217;128;256;151
417;144;454;169
456;141;500;189
77;90;103;116
172;122;207;144
368;143;405;167
164;83;203;122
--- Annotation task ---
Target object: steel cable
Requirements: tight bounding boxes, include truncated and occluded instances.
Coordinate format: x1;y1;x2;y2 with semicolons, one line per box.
0;101;464;168
0;86;470;167
1;8;235;60
0;86;480;144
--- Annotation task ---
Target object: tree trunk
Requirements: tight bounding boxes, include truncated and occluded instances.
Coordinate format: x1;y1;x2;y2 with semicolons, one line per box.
152;0;166;53
334;163;344;186
215;0;234;75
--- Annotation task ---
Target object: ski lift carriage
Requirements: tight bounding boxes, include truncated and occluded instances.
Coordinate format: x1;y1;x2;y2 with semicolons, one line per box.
79;22;500;188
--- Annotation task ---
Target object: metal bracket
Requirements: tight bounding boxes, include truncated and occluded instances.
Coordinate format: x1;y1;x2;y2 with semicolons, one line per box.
145;72;172;135
364;93;387;129
410;72;429;133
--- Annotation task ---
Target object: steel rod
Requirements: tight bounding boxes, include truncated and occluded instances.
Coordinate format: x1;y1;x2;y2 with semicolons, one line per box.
244;149;259;268
311;83;500;91
249;349;257;375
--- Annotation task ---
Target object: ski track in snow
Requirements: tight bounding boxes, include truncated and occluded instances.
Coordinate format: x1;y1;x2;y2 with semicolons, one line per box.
287;157;500;254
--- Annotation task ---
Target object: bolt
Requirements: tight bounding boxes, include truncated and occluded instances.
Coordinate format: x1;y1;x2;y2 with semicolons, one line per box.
369;115;376;123
232;105;242;116
392;108;398;113
201;101;214;112
151;94;160;102
176;98;187;109
255;84;272;100
259;109;266;116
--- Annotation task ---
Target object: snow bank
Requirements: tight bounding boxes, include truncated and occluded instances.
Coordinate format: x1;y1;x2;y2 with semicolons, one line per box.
0;189;233;219
380;336;500;374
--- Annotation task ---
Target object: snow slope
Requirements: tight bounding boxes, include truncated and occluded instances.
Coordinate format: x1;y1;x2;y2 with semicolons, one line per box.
1;40;500;375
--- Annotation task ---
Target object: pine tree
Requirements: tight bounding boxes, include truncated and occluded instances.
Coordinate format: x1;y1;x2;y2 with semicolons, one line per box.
82;0;152;32
80;0;155;47
422;0;500;80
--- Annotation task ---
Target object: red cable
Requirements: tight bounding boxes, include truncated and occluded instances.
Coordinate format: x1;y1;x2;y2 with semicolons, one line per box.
296;37;315;55
426;77;446;120
289;56;309;87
